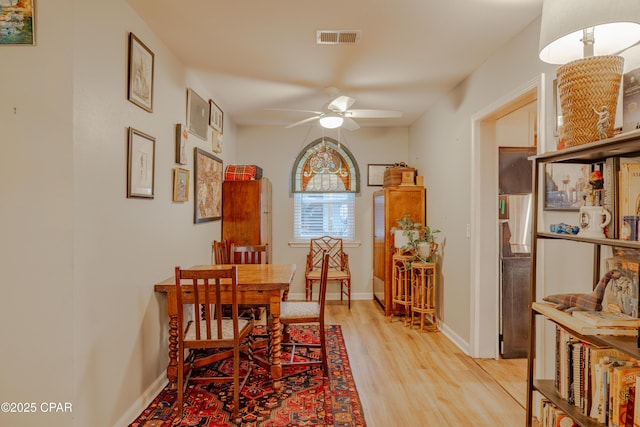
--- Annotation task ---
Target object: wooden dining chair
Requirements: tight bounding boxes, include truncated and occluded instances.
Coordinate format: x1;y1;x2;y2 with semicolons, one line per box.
280;251;329;374
212;239;230;264
230;243;269;265
305;236;351;308
174;265;254;419
230;243;269;320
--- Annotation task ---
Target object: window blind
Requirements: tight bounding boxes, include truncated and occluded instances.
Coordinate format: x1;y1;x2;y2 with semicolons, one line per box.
293;193;355;241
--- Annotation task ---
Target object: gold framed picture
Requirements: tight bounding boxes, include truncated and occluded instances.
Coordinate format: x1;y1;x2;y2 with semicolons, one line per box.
173;168;190;202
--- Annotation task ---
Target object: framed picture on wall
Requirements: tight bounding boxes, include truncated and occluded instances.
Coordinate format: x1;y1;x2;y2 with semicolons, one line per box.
175;123;188;165
173;168;190;202
127;33;154;112
127;127;155;199
187;88;209;141
368;164;392;186
209;99;223;134
0;0;35;45
194;148;223;223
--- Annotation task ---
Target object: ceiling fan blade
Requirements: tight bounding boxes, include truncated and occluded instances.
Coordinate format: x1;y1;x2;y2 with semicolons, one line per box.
328;95;356;113
344;109;403;118
285;115;322;128
342;117;360;131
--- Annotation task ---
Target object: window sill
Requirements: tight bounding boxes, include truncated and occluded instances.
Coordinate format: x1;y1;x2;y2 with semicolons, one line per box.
288;241;362;248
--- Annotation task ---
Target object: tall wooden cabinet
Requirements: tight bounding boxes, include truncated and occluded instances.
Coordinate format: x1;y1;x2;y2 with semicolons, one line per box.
373;185;426;317
222;178;272;260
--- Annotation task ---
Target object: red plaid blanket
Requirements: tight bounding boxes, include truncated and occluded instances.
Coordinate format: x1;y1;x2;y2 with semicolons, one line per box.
224;165;263;181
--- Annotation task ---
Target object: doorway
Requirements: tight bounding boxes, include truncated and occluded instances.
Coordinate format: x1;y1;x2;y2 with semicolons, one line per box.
470;75;546;359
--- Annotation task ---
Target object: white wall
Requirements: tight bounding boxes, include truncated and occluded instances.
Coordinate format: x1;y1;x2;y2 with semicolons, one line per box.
0;1;74;426
408;18;555;349
236;125;409;299
2;1;238;426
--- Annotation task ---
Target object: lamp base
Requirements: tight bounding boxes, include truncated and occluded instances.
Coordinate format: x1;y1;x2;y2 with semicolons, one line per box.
557;55;624;147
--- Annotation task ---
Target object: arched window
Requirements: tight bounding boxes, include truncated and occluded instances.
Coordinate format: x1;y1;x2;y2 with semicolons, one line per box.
291;137;360;241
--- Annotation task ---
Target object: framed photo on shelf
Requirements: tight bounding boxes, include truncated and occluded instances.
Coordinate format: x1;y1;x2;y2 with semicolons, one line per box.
193;148;223;223
209;100;223;134
175;123;188;165
127;127;155;199
172;168;190;202
0;0;35;46
127;33;154;112
187;88;208;141
367;164;392;186
544;163;590;211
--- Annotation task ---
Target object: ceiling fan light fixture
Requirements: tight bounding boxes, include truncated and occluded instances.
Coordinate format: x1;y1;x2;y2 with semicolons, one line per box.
319;114;344;129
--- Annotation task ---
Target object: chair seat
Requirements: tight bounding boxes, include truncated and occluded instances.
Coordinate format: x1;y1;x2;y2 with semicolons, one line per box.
184;318;252;342
306;269;349;281
280;301;320;320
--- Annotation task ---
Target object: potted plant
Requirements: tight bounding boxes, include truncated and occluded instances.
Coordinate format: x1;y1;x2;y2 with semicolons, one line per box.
390;213;421;251
390;213;440;263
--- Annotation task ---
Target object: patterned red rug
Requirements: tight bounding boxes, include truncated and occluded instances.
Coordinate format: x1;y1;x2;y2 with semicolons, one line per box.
129;324;366;426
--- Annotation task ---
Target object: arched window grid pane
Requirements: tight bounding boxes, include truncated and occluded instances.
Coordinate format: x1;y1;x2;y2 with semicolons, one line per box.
291;137;360;241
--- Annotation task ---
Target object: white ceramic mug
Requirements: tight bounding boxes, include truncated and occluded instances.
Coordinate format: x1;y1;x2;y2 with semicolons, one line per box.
578;206;611;238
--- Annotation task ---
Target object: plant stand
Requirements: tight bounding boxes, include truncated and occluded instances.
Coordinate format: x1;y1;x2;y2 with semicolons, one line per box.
390;253;412;324
410;262;437;332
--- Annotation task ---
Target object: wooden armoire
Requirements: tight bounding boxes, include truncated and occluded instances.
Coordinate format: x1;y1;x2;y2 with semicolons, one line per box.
372;185;426;317
222;178;272;260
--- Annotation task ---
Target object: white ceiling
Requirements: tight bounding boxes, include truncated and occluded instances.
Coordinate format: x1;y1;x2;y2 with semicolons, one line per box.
128;0;542;129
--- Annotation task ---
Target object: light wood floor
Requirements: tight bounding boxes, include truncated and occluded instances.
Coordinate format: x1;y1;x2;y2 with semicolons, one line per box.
325;300;528;426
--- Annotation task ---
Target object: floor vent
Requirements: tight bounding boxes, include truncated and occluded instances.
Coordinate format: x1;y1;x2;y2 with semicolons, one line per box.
316;30;361;45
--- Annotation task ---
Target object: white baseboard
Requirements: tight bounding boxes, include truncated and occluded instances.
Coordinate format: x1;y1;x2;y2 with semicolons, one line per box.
113;372;168;427
438;321;471;355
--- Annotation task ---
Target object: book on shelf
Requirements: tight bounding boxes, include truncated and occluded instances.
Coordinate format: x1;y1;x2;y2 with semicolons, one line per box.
610;365;640;427
604;157;619;238
572;310;640;327
619;162;640;240
627;385;636;427
634;375;640;426
623;67;640;134
603;257;640;317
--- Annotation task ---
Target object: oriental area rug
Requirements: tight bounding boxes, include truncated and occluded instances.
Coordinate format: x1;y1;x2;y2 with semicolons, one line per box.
129;324;366;427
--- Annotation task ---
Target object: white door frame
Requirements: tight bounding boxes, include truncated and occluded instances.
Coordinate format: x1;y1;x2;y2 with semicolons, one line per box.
469;74;546;358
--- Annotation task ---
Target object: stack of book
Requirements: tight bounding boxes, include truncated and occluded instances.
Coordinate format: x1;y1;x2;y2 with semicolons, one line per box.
572;310;640;336
554;325;640;426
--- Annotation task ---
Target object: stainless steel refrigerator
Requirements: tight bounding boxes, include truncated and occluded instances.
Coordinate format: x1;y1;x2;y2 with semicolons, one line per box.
498;147;535;359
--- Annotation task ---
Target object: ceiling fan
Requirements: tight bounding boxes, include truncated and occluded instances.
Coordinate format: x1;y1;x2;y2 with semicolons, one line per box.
275;88;402;130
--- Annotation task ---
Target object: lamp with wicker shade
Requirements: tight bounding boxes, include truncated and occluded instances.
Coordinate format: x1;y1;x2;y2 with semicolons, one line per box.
539;0;640;147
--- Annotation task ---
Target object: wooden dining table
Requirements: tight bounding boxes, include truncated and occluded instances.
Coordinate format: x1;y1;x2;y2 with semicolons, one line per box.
154;263;296;390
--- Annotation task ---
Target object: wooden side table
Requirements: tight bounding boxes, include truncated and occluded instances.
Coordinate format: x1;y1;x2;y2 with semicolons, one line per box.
390;253;412;324
410;262;437;331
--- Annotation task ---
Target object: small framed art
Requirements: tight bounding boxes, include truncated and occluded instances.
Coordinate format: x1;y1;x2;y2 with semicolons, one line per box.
544;163;590;211
212;130;222;154
368;164;393;186
0;0;35;45
187;88;208;141
194;148;223;223
209;100;223;134
127;127;155;199
173;168;190;202
175;123;188;165
127;33;154;112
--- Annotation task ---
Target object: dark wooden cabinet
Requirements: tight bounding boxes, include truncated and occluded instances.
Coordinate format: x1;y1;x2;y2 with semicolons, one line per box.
372;185;426;317
222;178;272;260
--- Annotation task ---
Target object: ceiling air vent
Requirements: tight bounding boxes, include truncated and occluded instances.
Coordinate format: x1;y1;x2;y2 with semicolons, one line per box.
316;30;361;45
